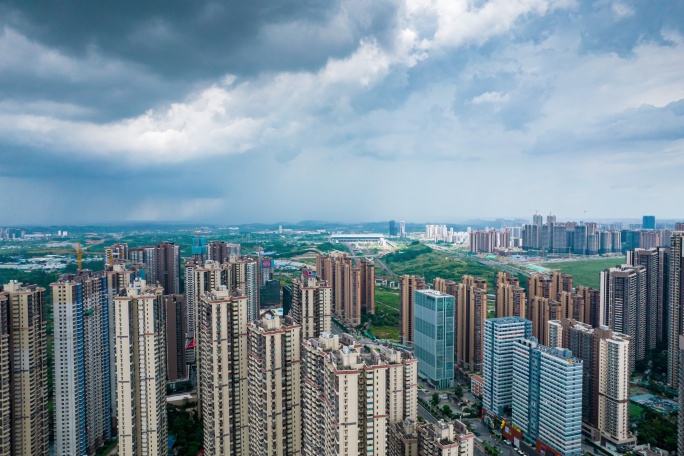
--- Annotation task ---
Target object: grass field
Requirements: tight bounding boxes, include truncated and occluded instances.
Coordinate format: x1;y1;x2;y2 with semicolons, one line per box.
376;288;400;309
370;326;400;340
540;257;625;289
630;402;645;419
368;287;401;340
382;244;511;291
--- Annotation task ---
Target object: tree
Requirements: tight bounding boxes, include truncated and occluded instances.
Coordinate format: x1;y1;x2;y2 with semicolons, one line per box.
431;393;440;406
442;404;452;418
454;385;463;399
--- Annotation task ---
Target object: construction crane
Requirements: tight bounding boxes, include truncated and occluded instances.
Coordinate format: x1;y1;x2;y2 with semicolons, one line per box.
75;242;91;271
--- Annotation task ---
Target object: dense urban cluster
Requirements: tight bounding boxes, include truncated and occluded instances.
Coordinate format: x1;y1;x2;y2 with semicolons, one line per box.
468;215;683;255
0;215;682;456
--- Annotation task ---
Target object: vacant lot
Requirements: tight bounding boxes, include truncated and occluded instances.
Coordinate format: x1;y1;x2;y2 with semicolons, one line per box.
382;244;510;291
541;257;625;289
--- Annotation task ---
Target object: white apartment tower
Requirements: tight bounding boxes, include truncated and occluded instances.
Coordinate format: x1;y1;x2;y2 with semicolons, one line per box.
198;287;249;456
114;278;168;456
247;311;302;456
301;334;418;456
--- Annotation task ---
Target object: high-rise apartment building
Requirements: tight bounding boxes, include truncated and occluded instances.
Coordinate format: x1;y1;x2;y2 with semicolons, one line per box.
207;241;240;263
601;264;646;369
114;278;168;456
191;236;208;262
577;286;601;328
0;290;8;456
522;224;540;250
388;419;418;456
414;290;454;389
198;287;249;456
558;291;585;322
52;271;112;455
247;311;302;456
104;242;129;266
233;257;259;322
0;282;49;456
469;229;497;253
573;225;587;255
155;241;180;295
669;232;684;387
290;269;332;339
529;272;570;302
316;254;375;325
128;246;156;282
550;320;635;447
679;335;684;456
599;231;613;254
186;257;260;358
552;224;569;254
528;272;572;344
482;317;532;417
301;333;417;456
389;220;398;236
259;256;274;286
454;276;487;373
512;338;583;456
164;294;187;382
400;275;426;346
496;272;526;319
642;215;656;230
628;248;669;350
104;263;143;420
416;420;475;456
528;296;560;346
359;258;375;314
400;221;406;238
676;222;684;231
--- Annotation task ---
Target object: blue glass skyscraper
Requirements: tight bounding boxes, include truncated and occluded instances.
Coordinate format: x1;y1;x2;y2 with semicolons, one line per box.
413;289;454;389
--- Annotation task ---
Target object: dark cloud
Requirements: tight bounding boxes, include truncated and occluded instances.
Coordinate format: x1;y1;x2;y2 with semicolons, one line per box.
1;0;684;224
1;0;398;79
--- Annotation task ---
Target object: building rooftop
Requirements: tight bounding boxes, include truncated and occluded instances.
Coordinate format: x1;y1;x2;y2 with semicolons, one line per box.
416;289;451;298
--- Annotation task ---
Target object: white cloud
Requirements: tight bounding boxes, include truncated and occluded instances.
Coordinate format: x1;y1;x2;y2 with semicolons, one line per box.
611;2;635;19
469;91;510;105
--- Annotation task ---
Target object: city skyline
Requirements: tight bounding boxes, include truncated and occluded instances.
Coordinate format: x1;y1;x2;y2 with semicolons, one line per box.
0;1;683;224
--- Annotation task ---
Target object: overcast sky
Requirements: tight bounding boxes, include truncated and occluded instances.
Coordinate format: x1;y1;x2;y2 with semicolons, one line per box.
0;0;683;225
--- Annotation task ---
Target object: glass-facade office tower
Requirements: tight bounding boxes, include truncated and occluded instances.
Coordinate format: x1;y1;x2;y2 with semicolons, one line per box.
414;290;454;389
642;215;656;230
483;317;532;417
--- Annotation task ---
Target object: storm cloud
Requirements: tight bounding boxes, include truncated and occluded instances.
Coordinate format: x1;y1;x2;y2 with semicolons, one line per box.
0;0;683;225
